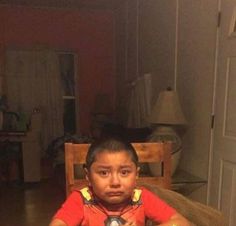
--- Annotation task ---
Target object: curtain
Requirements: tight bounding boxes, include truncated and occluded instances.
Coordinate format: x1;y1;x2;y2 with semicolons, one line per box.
127;73;152;128
6;49;64;154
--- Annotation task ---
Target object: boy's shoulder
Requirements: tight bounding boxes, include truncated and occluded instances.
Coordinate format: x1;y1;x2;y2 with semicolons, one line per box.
76;186;97;204
80;187;93;202
138;186;163;202
77;186;149;204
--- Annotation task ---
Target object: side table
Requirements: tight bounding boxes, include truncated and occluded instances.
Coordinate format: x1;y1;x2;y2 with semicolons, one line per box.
0;130;41;182
172;169;207;196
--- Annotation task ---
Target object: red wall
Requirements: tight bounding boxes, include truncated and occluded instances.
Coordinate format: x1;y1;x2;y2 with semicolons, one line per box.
0;5;115;135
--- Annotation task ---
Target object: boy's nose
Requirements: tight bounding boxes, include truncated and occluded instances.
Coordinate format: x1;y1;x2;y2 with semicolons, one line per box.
110;173;120;187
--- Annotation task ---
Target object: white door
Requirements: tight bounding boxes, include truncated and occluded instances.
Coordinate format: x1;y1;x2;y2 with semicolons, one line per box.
210;1;236;225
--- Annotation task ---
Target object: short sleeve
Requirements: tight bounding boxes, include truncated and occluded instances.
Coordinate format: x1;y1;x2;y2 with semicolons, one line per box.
52;191;84;226
141;187;176;223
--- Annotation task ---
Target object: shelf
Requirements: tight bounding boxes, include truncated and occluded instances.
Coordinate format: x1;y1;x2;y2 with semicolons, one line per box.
172;169;207;196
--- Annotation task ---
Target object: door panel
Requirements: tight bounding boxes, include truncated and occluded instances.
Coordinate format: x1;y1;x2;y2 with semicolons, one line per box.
210;1;236;225
220;161;236;226
225;57;236;138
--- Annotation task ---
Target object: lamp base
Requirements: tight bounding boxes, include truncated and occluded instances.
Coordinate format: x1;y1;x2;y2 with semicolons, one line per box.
148;149;182;176
148;125;182;176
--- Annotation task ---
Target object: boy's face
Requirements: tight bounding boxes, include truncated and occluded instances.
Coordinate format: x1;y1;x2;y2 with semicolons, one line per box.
86;150;139;205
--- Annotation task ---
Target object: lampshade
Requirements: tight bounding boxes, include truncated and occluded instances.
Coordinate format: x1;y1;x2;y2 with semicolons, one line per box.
148;89;187;125
92;93;113;114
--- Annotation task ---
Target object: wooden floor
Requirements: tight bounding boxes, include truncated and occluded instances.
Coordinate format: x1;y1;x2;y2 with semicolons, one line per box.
0;172;66;226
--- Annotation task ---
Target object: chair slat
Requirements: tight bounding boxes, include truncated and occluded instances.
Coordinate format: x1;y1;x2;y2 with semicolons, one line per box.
65;142;172;196
132;143;164;162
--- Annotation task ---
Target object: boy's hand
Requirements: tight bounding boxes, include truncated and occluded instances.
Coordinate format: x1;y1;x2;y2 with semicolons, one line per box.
157;213;193;226
121;220;137;226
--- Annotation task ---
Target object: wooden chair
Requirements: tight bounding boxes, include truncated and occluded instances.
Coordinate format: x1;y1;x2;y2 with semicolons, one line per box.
65;142;172;196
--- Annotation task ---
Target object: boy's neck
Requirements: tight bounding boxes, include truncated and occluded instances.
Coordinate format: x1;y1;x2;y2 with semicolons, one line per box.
96;198;131;212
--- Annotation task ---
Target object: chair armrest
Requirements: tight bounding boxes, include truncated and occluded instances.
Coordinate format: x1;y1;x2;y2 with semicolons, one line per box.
142;184;227;226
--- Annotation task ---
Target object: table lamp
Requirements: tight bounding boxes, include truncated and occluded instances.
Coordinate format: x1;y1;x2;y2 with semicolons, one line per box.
148;87;187;175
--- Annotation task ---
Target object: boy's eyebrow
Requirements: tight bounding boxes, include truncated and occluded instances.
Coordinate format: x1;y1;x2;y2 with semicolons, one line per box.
120;165;133;168
95;164;133;169
96;165;111;169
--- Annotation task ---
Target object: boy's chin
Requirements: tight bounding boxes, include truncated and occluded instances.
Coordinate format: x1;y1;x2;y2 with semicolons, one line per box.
102;197;130;206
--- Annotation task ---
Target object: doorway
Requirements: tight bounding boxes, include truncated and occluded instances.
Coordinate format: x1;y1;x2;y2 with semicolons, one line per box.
5;49;78;154
58;52;77;135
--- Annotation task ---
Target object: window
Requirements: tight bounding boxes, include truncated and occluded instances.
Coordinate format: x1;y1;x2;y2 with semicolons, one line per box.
58;52;77;135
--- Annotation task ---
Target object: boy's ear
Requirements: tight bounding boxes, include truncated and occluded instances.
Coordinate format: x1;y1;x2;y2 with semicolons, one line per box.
83;167;91;185
136;166;140;178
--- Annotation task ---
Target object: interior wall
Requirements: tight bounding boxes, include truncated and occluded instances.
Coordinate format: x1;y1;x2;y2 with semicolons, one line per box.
114;0;127;123
138;0;177;103
177;0;218;202
115;0;218;203
0;5;115;134
0;9;5;95
115;0;140;125
115;0;177;125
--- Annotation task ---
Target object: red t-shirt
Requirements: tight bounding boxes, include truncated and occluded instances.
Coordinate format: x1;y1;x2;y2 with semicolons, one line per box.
53;187;176;226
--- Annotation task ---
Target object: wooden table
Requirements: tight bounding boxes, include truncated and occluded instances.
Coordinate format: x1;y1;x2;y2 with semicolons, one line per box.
0;130;41;182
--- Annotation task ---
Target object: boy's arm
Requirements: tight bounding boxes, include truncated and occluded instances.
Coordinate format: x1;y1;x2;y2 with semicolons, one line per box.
120;213;194;226
49;219;67;226
49;191;84;226
157;212;194;226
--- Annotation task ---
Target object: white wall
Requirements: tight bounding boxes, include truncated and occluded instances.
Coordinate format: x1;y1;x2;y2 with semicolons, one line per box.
177;0;218;202
115;0;177;124
115;0;218;203
138;0;177;102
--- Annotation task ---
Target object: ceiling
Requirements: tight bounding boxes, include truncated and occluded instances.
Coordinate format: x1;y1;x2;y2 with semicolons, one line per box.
0;0;116;9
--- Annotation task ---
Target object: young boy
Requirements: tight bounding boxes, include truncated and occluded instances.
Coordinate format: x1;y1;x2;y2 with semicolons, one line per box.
49;137;191;226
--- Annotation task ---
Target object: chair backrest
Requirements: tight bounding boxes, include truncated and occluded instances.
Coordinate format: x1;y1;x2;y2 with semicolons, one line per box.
65;142;172;196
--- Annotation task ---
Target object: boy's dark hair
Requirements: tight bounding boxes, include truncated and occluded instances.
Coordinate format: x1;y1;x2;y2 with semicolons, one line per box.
85;137;139;169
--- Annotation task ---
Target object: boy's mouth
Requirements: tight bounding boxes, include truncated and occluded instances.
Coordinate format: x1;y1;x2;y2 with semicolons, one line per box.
107;192;123;197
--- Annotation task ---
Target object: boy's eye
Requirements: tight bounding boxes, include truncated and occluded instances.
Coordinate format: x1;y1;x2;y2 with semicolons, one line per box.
98;170;109;177
120;169;131;176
